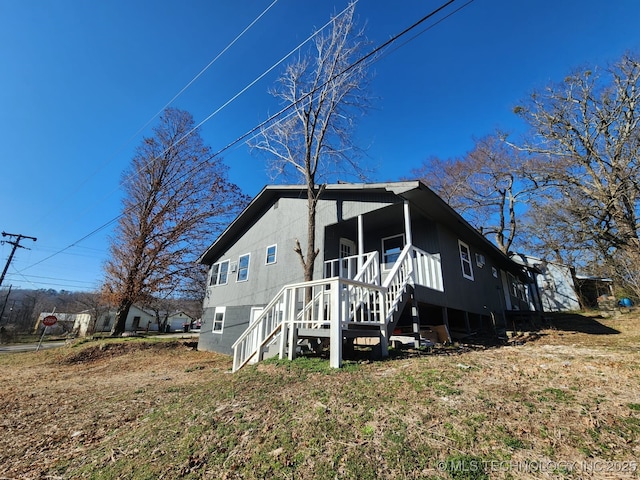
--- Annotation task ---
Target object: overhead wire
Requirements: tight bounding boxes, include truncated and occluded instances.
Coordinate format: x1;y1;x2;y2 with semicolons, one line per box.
19;1;360;278
50;0;354;238
213;0;463;157
30;0;281;232
15;0;471;285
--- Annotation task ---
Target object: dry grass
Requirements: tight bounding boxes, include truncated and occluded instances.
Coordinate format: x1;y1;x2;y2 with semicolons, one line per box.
1;311;639;479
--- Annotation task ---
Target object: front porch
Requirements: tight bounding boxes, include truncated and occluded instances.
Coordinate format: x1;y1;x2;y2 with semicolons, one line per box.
231;243;444;372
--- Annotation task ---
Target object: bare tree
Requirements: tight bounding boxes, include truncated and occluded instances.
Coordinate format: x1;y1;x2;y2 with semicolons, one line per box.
74;291;109;336
412;134;540;254
251;3;372;281
514;52;640;292
103;108;248;335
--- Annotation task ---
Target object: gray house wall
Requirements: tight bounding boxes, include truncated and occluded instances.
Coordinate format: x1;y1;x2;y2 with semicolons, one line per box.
433;225;505;316
200;192;401;353
199;183;533;355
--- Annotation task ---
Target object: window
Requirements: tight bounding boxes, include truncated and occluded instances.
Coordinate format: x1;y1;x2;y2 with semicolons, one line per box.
209;260;230;286
382;234;405;268
237;253;250;282
212;307;226;333
458;240;474;280
475;253;485;267
266;244;277;265
509;273;528;302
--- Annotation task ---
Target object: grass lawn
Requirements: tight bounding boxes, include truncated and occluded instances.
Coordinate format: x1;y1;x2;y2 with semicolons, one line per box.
1;311;639;479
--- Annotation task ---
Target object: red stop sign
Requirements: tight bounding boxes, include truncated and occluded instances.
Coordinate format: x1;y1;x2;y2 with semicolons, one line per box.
42;315;58;326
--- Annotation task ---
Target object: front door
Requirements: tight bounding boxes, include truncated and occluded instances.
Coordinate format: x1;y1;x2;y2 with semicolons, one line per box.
339;238;357;278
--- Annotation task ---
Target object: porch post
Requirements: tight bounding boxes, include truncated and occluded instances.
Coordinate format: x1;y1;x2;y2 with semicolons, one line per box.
287;288;298;361
403;201;413;246
410;289;421;349
358;214;364;271
379;289;389;358
330;278;343;368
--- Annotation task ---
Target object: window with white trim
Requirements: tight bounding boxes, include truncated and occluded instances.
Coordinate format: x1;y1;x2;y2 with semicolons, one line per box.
509;273;528;302
212;306;225;333
458;240;474;280
266;244;277;265
209;260;230;286
382;234;405;268
237;253;250;282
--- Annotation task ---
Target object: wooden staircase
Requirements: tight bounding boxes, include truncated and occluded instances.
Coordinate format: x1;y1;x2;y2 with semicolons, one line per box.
231;245;443;372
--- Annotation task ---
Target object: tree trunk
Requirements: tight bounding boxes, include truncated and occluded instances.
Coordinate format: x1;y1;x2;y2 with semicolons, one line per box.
304;189;318;282
111;300;132;336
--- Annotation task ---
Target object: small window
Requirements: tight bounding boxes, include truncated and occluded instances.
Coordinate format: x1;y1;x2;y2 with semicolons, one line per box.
237;254;250;282
266;244;277;265
458;240;474;280
509;274;527;302
212;307;225;333
492;267;498;278
475;253;485;267
382;234;405;268
210;260;230;286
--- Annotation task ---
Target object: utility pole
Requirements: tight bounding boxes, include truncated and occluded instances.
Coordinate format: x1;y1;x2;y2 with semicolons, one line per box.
0;232;37;288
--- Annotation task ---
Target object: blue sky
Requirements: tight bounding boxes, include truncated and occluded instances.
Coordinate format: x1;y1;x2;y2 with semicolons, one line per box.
1;0;639;292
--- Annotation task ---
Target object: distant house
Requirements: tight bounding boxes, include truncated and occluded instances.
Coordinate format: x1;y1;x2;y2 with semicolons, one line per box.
81;307;194;335
167;311;195;332
510;254;581;312
35;305;157;336
511;254;615;312
33;312;77;335
197;181;537;371
90;305;156;334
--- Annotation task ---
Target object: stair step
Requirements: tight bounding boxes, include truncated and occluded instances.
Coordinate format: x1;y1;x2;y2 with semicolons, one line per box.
297;327;331;338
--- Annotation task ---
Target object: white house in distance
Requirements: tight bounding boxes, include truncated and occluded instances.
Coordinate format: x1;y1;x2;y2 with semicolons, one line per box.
197;181;538;372
35;305;176;337
89;305;156;334
79;307;194;335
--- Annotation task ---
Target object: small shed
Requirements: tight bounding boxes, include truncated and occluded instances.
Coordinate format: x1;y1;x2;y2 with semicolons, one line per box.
167;311;195;332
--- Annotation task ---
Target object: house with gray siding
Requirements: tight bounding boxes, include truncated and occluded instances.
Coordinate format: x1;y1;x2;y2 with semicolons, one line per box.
197;181;535;371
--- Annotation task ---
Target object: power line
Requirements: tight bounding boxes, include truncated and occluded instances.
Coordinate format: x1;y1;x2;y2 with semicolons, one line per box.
215;0;464;157
16;3;360;277
16;0;470;283
30;0;281;233
4;273;98;285
18;215;121;272
43;0;346;242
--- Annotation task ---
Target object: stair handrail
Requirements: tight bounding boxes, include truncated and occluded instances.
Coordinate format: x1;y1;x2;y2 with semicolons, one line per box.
352;251;381;285
342;252;382;323
382;243;414;323
231;284;288;371
232;277;341;371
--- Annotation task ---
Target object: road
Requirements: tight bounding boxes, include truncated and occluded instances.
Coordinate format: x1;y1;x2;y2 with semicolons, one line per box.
0;341;68;354
0;331;200;354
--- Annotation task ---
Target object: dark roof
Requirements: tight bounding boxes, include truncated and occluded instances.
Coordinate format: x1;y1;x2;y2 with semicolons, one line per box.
198;181;522;274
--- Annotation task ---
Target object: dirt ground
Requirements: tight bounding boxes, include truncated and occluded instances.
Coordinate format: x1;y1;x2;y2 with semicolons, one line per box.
0;338;221;479
1;311;639;479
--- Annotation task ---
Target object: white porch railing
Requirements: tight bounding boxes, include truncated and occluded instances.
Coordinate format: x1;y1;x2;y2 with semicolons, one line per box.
232;245;443;372
324;251;380;284
413;247;444;292
382;244;444;322
231;277;386;372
